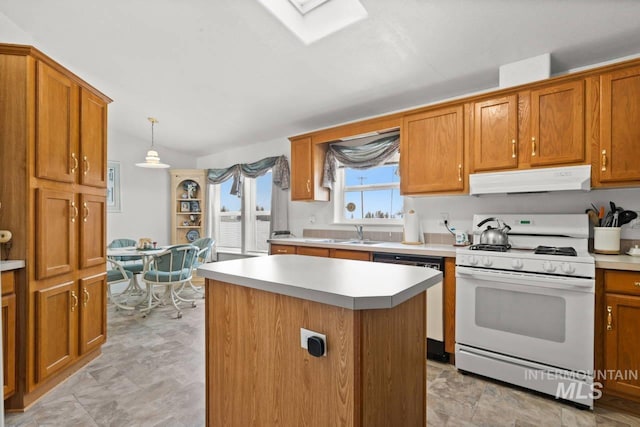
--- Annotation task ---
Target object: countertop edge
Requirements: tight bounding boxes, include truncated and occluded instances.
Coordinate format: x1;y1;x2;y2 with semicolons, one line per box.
593;253;640;272
0;260;26;272
269;238;458;257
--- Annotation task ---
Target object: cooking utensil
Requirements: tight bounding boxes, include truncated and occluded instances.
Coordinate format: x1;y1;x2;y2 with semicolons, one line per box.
477;217;511;245
618;210;638;226
587;210;599;227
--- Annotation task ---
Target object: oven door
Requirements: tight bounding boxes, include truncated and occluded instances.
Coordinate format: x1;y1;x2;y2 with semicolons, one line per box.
455;266;594;372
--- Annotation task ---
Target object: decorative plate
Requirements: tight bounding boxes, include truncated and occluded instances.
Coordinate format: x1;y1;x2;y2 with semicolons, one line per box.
186;230;200;242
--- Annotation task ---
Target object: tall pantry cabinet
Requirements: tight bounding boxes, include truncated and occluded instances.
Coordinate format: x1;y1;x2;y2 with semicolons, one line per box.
0;44;111;410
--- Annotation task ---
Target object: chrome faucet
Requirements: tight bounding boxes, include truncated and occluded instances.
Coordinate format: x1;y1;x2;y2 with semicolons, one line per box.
354;225;364;241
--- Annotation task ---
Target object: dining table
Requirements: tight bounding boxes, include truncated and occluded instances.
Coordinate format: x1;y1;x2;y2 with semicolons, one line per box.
107;246;167;310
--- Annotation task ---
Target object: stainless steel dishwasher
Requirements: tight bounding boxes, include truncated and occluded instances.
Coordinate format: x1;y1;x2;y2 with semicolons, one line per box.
372;253;447;361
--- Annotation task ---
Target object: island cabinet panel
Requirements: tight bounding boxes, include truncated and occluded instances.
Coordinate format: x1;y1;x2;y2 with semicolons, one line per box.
401;105;465;194
598;65;640;185
529;80;585;167
471;95;518;172
206;280;426;427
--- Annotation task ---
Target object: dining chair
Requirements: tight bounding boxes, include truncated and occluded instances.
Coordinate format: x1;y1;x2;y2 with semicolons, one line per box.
108;238;145;275
185;237;215;296
139;244;199;319
106;258;137;311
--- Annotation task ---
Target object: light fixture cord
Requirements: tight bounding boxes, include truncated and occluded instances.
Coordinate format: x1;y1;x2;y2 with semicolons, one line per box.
151;120;155;148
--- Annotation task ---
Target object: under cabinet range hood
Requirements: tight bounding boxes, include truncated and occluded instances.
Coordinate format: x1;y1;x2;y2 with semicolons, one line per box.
469;165;591;195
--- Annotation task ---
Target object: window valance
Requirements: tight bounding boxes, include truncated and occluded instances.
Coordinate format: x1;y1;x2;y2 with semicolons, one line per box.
207;155;290;196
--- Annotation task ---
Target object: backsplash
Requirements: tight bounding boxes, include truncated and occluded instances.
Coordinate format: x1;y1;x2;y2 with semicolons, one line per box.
302;229;456;245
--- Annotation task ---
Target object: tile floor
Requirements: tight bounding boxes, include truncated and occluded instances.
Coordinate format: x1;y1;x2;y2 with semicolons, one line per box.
5;294;640;426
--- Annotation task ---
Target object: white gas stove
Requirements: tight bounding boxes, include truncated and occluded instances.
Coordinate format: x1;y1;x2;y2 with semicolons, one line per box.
455;214;596;408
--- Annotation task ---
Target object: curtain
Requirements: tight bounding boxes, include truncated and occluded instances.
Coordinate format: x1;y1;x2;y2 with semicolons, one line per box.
207;155;290;247
321;134;400;190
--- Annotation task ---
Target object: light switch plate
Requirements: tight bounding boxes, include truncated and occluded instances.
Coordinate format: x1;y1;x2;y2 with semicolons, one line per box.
300;328;326;356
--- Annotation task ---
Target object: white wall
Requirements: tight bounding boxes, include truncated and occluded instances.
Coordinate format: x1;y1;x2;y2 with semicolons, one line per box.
0;11;33;43
107;128;197;245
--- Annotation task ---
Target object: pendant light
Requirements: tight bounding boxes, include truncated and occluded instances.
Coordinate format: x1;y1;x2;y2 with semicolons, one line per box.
136;117;170;168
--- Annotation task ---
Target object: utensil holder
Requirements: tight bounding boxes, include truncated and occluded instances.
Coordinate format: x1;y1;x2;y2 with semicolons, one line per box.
594;227;621;254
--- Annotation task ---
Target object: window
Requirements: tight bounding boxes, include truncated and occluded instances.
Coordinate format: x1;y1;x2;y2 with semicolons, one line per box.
333;154;403;224
212;171;272;253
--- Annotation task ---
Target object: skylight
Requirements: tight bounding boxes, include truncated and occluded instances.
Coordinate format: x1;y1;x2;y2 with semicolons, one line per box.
257;0;367;44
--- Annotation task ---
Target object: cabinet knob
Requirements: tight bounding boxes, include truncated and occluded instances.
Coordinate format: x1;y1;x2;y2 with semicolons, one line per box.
71;291;78;312
306;179;311;193
457;164;462;182
83;202;89;222
70;201;78;223
83;156;90;175
607;305;613;331
83;288;90;306
511;139;516;159
601;150;607;172
531;137;537;157
70;153;78;174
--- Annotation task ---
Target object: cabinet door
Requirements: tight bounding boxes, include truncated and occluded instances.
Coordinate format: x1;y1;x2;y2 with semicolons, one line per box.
330;249;371;261
2;293;16;399
35;281;78;382
80;88;108;188
79;194;106;269
599;66;640;183
36;189;77;279
604;293;640;398
79;274;106;355
36;61;79;183
270;244;296;255
530;80;585;167
291;137;313;201
472;95;518;172
296;246;330;257
401;106;465;194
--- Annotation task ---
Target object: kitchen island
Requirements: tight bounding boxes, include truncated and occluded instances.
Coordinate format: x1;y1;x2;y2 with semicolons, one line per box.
198;254;442;427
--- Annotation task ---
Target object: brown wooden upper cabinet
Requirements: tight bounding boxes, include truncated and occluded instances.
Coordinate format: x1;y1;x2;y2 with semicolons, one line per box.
401;105;465;194
529;80;585;167
597;65;640;186
290;136;329;201
471;95;518;172
36;62;107;188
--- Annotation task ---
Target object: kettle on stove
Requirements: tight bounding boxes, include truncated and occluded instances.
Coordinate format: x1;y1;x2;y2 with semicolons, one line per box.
477;217;511;246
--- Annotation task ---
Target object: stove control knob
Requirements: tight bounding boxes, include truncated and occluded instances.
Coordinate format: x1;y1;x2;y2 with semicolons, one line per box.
561;263;575;274
482;257;493;267
468;256;478;266
542;261;556;272
512;259;524;270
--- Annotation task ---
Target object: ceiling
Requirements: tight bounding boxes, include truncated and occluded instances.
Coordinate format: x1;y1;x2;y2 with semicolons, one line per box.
2;1;640;156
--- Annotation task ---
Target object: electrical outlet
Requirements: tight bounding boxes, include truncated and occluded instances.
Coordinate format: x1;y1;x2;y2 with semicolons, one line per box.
630;211;640;229
300;328;326;356
438;212;449;226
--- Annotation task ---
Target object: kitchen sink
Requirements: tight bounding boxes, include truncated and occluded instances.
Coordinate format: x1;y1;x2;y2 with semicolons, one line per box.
342;240;383;245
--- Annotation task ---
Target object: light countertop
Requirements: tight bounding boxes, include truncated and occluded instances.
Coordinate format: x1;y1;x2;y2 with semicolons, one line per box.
593;254;640;272
198;254;442;310
0;260;25;272
269;237;458;257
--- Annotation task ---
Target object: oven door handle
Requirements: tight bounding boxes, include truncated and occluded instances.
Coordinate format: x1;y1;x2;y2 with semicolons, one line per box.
456;266;594;291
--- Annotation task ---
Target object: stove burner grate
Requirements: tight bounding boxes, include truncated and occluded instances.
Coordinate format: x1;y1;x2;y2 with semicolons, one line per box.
533;246;577;256
468;244;511;252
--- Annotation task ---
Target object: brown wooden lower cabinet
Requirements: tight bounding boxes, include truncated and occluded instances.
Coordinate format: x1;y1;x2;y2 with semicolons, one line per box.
596;269;640;415
330;248;371;261
269;244;296;255
2;271;16;399
295;246;330;257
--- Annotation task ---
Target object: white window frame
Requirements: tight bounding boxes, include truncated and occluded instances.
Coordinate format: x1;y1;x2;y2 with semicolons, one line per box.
210;173;272;254
332;160;403;225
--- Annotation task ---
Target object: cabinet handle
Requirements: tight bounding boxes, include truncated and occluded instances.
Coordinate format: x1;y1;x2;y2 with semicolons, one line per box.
601;150;607;172
306;179;311;193
83;288;90;306
634;282;640;287
457;164;462;182
83;155;90;175
531;137;536;157
607;305;613;331
70;201;78;223
276;249;288;253
71;153;78;173
71;291;78;312
83;202;89;222
511;139;516;158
